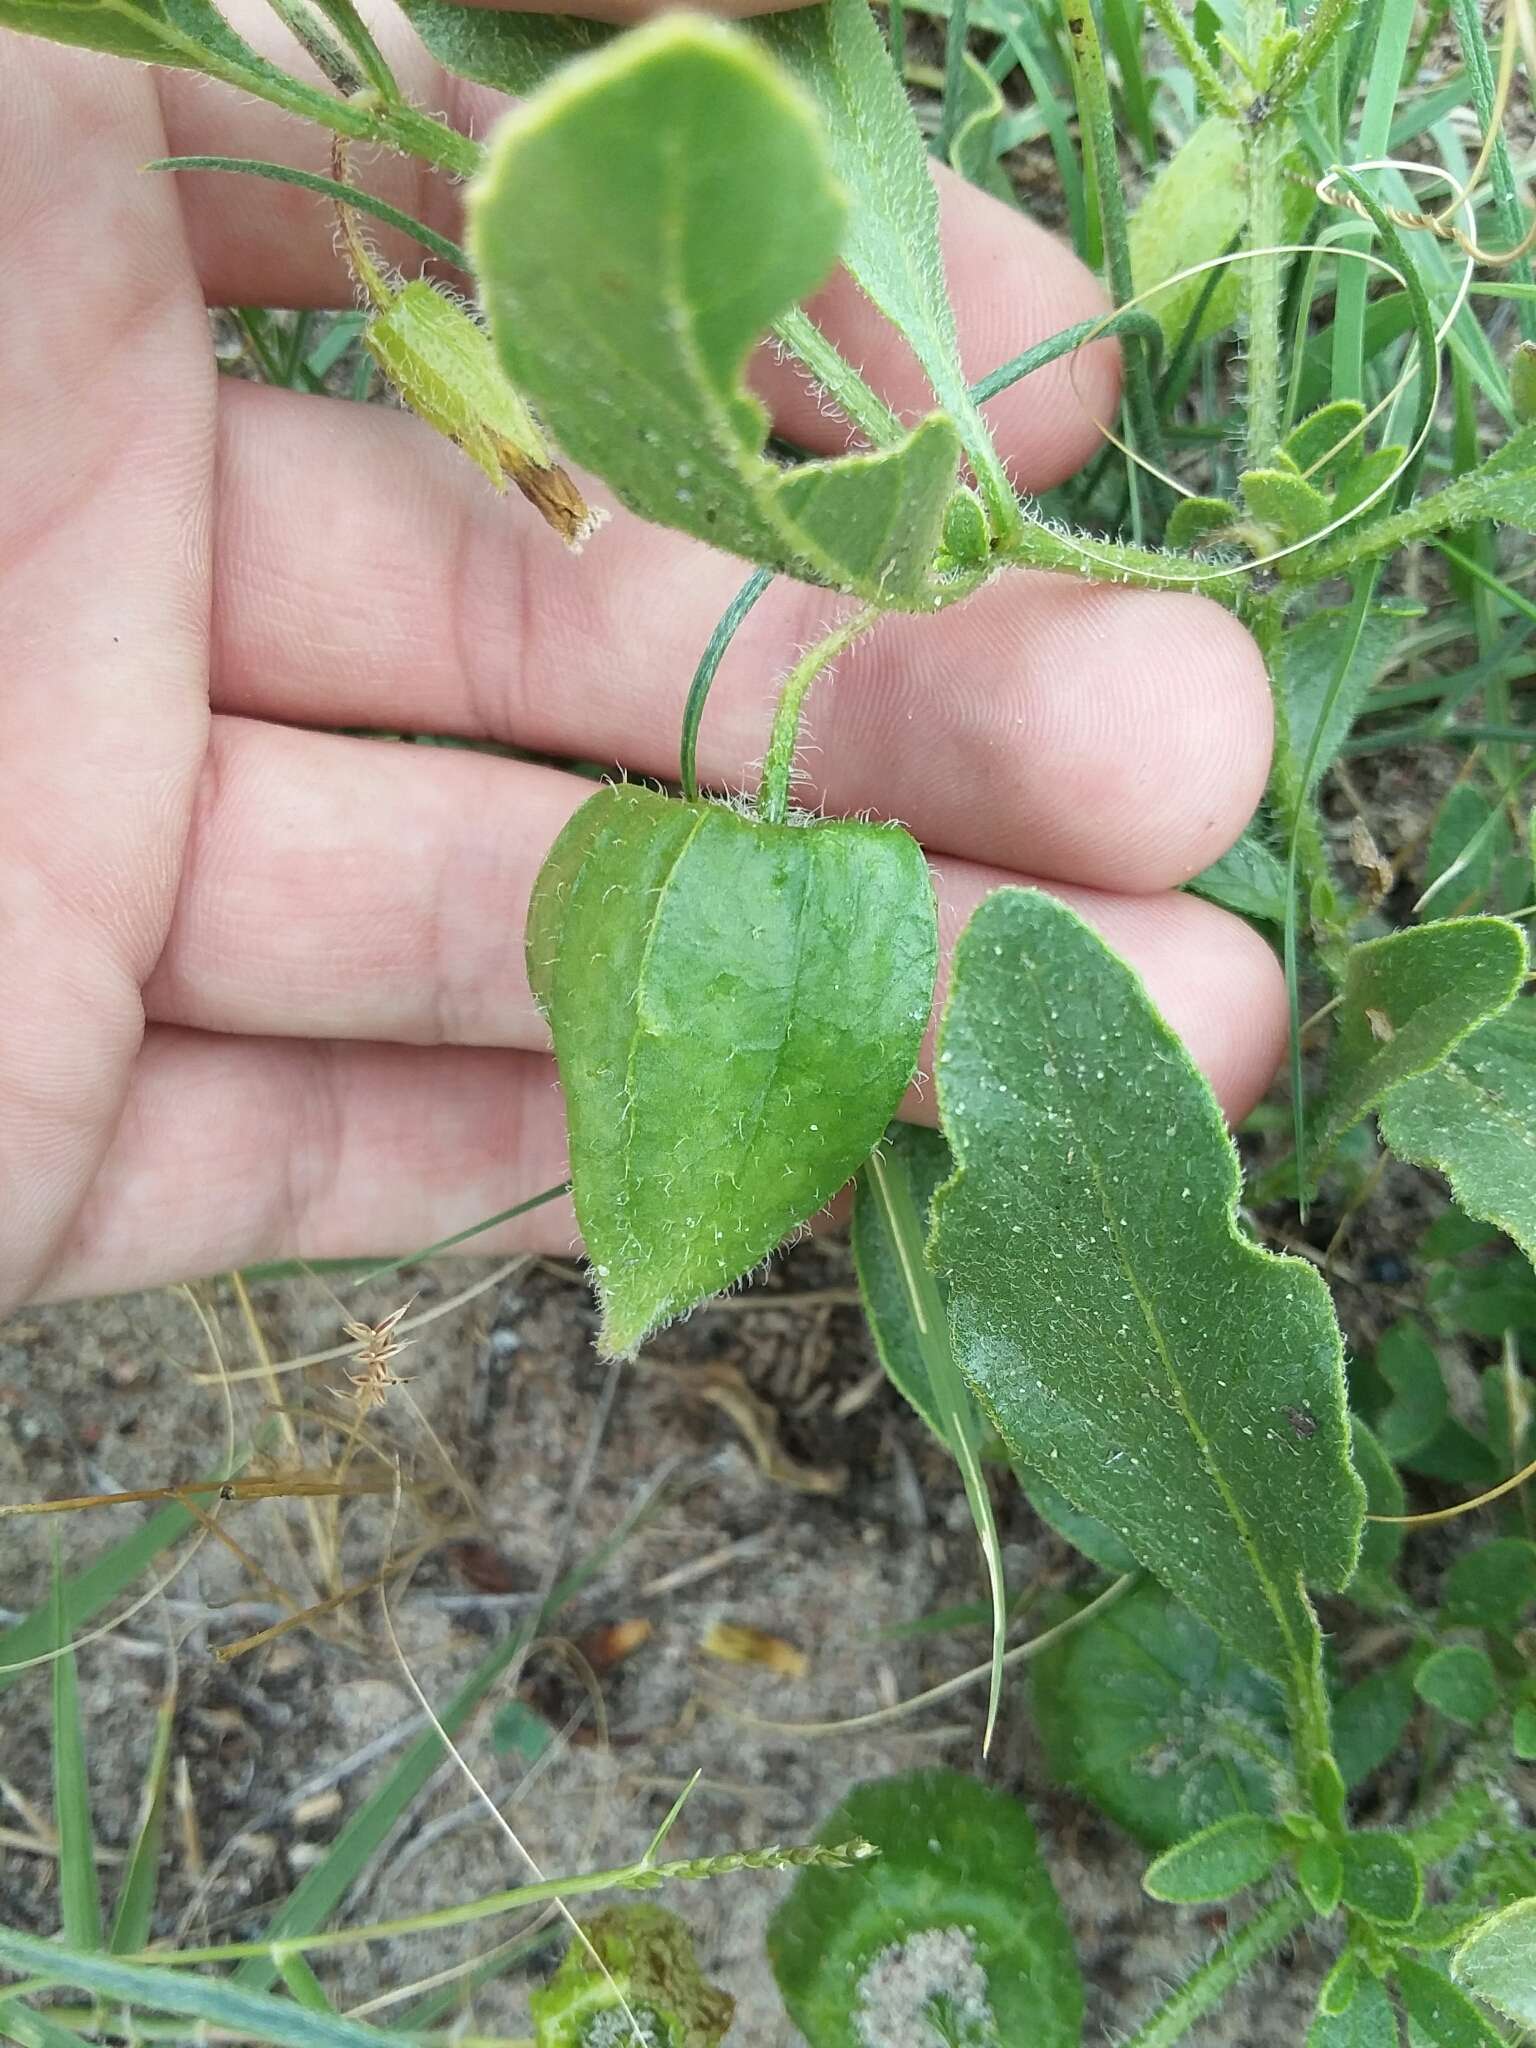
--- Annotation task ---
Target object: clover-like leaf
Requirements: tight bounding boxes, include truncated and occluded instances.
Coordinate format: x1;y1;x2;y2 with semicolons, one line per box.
1439;1538;1536;1639
1452;1898;1536;2027
1380;1002;1536;1261
1414;1644;1501;1728
1031;1579;1291;1847
467;19;961;603
767;1770;1083;2048
1316;920;1528;1164
528;786;937;1356
929;889;1364;1690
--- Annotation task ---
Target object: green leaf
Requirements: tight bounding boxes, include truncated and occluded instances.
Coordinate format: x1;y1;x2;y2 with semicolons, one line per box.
853;1126;965;1444
107;1696;175;1955
0;0;294;79
1452;1897;1536;2026
1380;1003;1536;1262
1317;1950;1364;2020
1144;1815;1287;1903
397;0;609;90
50;1553;102;1951
752;0;1014;532
767;1769;1083;2048
1414;1644;1501;1728
1282;401;1369;479
1428;422;1536;534
1295;1837;1345;1916
928;889;1363;1690
1422;785;1513;922
1186;828;1289;924
948;49;1013;200
1031;1579;1289;1848
1307;1976;1398;2048
1166;495;1241;550
1316;921;1528;1162
1511;1698;1536;1759
528;786;936;1356
1331;1655;1420;1790
1277;604;1406;796
467;18;960;602
1241;466;1334;543
1370;1320;1449;1462
1439;1537;1536;1638
529;1904;733;2047
856;1135;1008;1752
1395;1958;1507;2048
1339;1832;1422;1928
1022;1470;1140;1573
1125;115;1247;346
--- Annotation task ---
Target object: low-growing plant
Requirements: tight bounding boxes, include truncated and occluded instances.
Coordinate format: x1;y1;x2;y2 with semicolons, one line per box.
2;0;1535;2039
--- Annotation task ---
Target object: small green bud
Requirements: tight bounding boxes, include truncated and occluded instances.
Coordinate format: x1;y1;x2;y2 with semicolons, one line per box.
940;486;990;565
366;279;598;546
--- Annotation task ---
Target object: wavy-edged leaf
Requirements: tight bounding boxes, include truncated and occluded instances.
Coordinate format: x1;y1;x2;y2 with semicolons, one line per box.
1452;1898;1536;2026
767;1770;1083;2048
467;19;959;602
1379;1002;1536;1261
1317;922;1528;1163
929;889;1364;1688
528;786;937;1357
1031;1579;1290;1847
1144;1814;1287;1903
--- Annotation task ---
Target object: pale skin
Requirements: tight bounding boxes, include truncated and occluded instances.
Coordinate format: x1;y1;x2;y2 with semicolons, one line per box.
0;0;1287;1311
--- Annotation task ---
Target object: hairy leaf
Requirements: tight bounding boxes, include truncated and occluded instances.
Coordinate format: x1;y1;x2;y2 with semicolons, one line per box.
1277;604;1409;794
1031;1580;1290;1848
528;786;936;1356
1316;921;1527;1162
1307;1977;1398;2048
1380;1003;1536;1261
0;0;297;78
1295;1837;1344;1916
396;0;608;89
1143;1814;1287;1903
767;1770;1083;2048
1440;1538;1536;1638
1396;1958;1507;2047
467;19;959;601
752;0;1011;527
1452;1898;1536;2026
1186;828;1289;924
1339;1832;1422;1927
929;889;1363;1688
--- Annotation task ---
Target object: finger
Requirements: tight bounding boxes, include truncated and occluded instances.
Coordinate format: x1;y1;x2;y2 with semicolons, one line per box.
154;7;1118;480
39;1031;577;1303
210;381;1271;890
141;716;1287;1120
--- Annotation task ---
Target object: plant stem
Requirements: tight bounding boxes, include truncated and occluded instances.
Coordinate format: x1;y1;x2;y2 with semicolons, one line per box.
1270;0;1362;110
1144;0;1241;115
1061;0;1167;482
1242;113;1289;467
772;308;907;448
1119;1895;1311;2048
758;607;882;825
995;520;1245;598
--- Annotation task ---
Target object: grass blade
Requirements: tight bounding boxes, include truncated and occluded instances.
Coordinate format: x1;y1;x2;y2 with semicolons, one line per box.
50;1549;103;1951
862;1147;1007;1756
107;1693;176;1955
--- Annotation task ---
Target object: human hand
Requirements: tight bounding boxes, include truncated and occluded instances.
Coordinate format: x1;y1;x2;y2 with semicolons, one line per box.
0;2;1283;1309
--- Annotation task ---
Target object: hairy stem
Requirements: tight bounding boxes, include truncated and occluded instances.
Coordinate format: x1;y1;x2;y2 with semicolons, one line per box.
759;607;882;824
772;308;907;448
1120;1895;1311;2048
1271;0;1361;109
1242;115;1289;466
1145;0;1240;114
1062;0;1166;482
